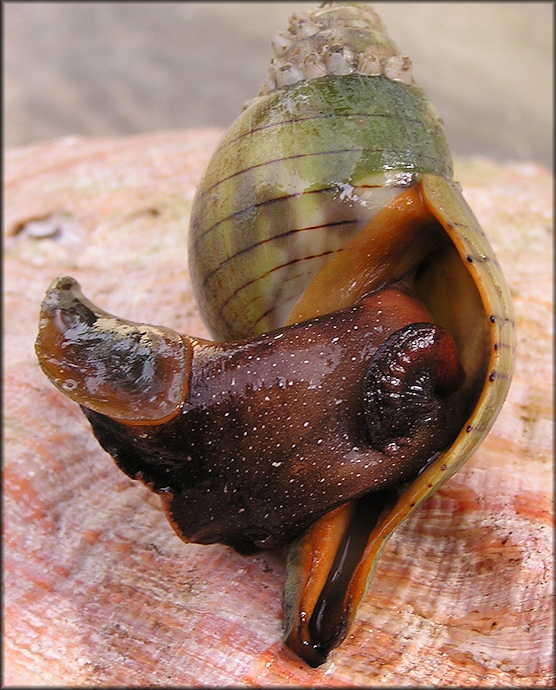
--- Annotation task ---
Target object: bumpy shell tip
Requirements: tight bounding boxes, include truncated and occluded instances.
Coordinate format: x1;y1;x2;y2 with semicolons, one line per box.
258;2;414;95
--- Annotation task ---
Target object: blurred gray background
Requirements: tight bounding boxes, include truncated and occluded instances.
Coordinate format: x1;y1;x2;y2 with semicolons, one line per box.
4;2;553;168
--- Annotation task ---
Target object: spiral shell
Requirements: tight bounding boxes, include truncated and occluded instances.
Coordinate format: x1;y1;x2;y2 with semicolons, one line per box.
189;4;454;341
187;1;515;664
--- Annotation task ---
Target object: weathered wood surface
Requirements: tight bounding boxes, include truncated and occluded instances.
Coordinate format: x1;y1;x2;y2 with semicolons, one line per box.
4;131;553;687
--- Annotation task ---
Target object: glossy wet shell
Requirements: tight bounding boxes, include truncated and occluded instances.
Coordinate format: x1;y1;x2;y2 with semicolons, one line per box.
188;73;452;341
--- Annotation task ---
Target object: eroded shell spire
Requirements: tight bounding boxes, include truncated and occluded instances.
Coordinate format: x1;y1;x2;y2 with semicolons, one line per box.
258;2;414;95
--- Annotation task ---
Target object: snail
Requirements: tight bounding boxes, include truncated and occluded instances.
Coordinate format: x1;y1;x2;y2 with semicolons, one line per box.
35;2;515;668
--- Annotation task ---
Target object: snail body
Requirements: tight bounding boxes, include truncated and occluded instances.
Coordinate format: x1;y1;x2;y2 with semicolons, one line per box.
35;3;515;668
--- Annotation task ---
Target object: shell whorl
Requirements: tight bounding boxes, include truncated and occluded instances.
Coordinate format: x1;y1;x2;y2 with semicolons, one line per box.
258;2;414;96
190;2;451;341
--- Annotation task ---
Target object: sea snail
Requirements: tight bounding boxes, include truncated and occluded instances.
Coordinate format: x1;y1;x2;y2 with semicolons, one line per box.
35;2;515;668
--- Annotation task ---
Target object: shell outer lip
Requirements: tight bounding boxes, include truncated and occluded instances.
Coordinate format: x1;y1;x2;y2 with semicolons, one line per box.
280;175;515;664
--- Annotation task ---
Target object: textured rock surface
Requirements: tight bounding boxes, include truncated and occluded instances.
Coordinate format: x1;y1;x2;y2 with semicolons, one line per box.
4;131;553;686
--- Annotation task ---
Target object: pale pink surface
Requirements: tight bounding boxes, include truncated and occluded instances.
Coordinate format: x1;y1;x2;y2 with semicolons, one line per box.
4;131;553;686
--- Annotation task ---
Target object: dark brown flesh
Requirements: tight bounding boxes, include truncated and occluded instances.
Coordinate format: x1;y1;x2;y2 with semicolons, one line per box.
36;277;467;554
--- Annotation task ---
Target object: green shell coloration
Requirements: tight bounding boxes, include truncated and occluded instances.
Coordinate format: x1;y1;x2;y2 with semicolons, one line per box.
189;73;452;341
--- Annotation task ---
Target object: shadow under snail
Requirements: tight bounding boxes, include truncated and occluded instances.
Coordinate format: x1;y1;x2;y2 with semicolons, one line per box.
35;2;515;668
